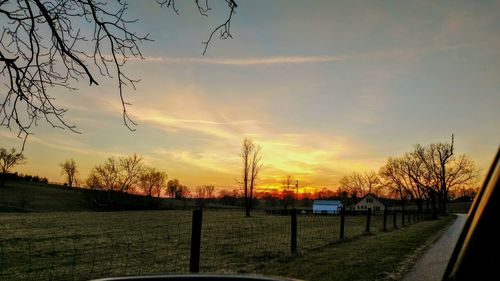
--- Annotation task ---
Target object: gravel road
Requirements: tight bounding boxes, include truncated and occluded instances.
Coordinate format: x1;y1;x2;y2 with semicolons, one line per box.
402;214;467;281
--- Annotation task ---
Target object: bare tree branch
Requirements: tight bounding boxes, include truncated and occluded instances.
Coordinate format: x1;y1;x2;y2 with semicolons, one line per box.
0;0;238;148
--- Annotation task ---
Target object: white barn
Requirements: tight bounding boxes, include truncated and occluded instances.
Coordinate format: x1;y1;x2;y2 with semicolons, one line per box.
313;200;343;214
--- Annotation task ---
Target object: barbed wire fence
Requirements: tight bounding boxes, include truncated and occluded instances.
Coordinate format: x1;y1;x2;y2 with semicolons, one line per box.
0;208;430;280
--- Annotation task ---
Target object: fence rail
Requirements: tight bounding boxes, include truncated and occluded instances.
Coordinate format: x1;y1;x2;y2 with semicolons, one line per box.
0;208;432;281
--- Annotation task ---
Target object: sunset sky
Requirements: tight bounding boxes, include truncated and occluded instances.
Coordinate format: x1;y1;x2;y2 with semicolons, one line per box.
1;0;499;192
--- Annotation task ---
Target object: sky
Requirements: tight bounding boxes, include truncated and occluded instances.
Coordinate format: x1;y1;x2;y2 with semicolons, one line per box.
1;0;499;193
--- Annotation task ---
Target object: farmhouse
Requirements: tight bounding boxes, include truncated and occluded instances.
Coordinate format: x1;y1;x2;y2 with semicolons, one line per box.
313;200;342;214
353;193;385;212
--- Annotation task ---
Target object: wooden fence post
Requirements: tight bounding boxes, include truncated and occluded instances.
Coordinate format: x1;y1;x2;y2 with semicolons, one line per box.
340;207;346;240
383;206;388;232
393;210;397;229
365;208;372;233
189;209;203;273
291;208;297;254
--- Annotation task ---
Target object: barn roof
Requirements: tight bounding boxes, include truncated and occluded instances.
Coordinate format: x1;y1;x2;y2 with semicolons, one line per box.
313;200;341;205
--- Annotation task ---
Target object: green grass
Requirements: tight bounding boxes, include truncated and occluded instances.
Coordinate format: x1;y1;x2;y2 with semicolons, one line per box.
0;209;447;281
256;215;455;281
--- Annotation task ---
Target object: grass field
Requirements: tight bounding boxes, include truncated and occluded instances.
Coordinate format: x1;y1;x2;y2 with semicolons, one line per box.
0;210;442;280
259;215;455;281
1;209;402;281
0;181;198;212
0;181;90;212
0;181;455;281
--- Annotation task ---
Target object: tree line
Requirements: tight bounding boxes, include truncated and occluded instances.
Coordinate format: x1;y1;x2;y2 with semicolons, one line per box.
238;136;479;216
337;135;479;217
0;136;480;215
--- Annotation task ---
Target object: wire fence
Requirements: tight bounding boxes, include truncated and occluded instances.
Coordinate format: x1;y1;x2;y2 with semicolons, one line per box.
200;214;290;272
0;213;193;280
0;208;427;281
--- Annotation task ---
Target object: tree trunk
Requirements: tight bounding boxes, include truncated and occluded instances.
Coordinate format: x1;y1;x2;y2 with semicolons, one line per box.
442;187;448;214
437;189;443;215
431;190;438;220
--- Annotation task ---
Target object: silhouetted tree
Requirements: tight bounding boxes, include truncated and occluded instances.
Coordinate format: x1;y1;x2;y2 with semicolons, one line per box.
167;178;189;199
60;159;78;189
261;193;279;208
118;153;143;193
195;184;215;207
139;167;167;198
0;0;238;144
313;188;338;200
87;153;143;194
86;172;101;190
379;157;417;213
0;147;26;186
218;188;240;206
339;171;381;198
240;138;262;217
176;185;190;199
281;175;295;210
414;135;479;214
378;137;479;217
196;184;215;198
167;179;179;198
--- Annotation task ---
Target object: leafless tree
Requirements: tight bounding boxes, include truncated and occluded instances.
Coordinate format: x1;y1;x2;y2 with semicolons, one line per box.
198;184;215;198
379;137;479;217
88;157;119;193
281;175;295;210
339;170;381;198
249;141;262;210
445;154;479;192
240;138;262;217
414;135;479;213
167;178;178;198
0;147;25;186
218;188;240;205
380;156;425;213
0;0;238;147
166;178;189;199
87;153;143;193
195;184;215;207
241;138;251;216
339;172;363;198
139;167;167;198
118;153;143;193
86;171;101;190
60;158;78;189
364;170;382;196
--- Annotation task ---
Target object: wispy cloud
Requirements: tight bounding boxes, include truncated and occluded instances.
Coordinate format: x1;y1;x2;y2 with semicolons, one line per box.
134;112;257;140
129;44;470;66
139;55;352;65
